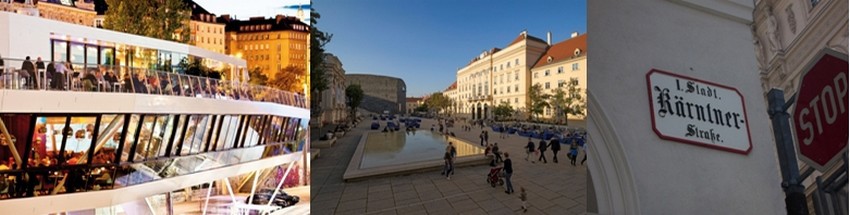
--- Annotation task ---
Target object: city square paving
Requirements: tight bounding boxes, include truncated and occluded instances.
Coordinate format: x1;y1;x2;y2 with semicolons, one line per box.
311;118;587;215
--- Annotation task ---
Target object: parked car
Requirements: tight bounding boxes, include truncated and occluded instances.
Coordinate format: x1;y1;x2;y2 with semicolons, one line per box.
245;189;300;208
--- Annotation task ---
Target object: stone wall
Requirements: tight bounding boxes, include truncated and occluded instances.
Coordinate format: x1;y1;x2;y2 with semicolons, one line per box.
346;74;406;114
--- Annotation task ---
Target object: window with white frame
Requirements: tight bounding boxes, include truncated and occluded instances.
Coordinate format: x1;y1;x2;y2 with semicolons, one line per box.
572;63;579;71
545;70;550;76
558;66;564;74
558;80;566;87
545;82;550;89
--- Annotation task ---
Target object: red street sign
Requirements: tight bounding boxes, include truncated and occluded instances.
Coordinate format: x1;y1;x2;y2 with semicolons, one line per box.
793;49;849;171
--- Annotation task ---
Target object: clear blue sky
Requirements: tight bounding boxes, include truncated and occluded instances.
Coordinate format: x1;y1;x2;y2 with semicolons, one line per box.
313;0;586;97
194;0;310;20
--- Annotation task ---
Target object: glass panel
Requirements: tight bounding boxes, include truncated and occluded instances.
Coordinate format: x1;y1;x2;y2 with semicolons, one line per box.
70;43;85;70
246;116;261;147
135;115;155;161
193;115;211;153
63;116;97;166
238;116;252;148
179;75;193;96
168;73;181;96
86;46;98;67
53;40;68;63
173;54;187;74
275;117;286;143
193;77;205;97
100;47;114;66
146;115;167;159
158;72;173;96
206;115;220;152
89;166;116;190
286;118;298;142
94;115;119;165
216;115;232;151
0;114;29;171
158;115;176;158
120;115;140;163
32;116;67;168
115;46;128;68
181;115;200;155
171;115;187;156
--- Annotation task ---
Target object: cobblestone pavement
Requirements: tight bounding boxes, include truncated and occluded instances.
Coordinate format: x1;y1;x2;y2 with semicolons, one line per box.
311;118;587;215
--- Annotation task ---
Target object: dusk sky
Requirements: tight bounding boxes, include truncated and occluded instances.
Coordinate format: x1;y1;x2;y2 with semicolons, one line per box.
313;0;586;97
193;0;310;20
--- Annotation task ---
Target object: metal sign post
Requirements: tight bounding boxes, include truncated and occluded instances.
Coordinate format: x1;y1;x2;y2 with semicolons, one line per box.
767;89;809;215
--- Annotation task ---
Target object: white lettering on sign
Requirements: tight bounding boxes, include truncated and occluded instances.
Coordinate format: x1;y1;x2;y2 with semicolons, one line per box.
798;72;847;145
647;69;752;154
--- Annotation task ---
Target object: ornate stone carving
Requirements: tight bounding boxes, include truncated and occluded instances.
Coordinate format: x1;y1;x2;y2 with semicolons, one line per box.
786;5;796;34
784;81;795;94
752;25;766;71
766;7;782;51
828;31;849;54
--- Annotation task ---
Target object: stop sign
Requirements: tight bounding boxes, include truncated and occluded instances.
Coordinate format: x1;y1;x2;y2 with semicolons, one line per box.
793;49;849;171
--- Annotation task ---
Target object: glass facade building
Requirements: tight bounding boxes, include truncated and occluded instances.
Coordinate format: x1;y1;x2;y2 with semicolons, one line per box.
0;113;306;199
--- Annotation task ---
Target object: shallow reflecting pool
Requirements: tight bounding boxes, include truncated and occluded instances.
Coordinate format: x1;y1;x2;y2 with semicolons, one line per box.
360;131;483;169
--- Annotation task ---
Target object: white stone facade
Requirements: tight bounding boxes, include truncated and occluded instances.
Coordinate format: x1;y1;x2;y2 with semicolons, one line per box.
454;31;548;120
318;53;347;124
753;0;848;209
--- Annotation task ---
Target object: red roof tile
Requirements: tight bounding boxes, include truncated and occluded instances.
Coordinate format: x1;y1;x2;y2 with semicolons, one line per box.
444;81;457;91
532;34;587;69
507;33;547;47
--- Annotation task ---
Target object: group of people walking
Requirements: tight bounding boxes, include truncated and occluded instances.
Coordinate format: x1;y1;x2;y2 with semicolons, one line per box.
525;137;585;166
442;142;457;180
434;117;585;213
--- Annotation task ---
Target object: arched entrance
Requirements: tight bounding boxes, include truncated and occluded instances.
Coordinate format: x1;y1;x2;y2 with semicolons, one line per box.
483;104;489;119
476;104;482;120
586;92;640;214
471;104;478;120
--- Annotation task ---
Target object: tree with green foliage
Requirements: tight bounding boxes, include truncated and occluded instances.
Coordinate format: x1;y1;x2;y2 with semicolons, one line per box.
345;84;364;122
493;102;514;121
102;0;190;43
269;66;304;92
310;9;334;117
248;68;269;86
414;104;429;113
527;83;550;121
549;86;568;124
548;79;586;125
564;79;587;122
425;93;451;116
178;57;221;79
